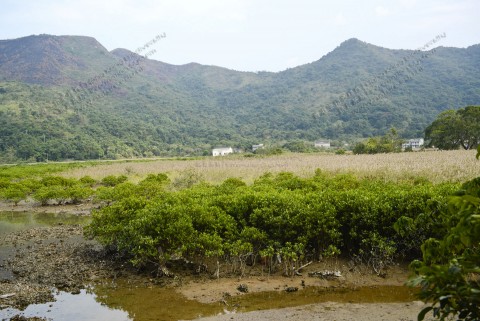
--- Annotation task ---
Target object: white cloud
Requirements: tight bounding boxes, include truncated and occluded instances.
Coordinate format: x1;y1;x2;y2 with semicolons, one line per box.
375;6;391;17
334;13;347;26
399;0;417;9
0;0;478;71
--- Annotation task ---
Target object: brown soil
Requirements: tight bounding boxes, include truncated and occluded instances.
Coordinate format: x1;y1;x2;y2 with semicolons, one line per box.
0;205;436;321
176;262;438;320
177;261;410;304
0;224;147;311
184;301;436;321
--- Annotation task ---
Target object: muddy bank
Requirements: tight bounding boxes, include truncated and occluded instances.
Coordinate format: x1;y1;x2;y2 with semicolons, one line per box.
0;222;432;321
0;225;138;310
0;223;204;312
177;260;411;304
184;301;435;321
0;200;96;216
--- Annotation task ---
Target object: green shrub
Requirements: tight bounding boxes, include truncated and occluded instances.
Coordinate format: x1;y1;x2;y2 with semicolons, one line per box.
18;178;42;191
0;178;11;189
66;185;93;204
95;182;138;204
137;173;170;199
101;175;128;187
85;171;457;275
33;185;68;205
0;183;29;205
41;176;77;187
409;176;480;321
79;176;97;187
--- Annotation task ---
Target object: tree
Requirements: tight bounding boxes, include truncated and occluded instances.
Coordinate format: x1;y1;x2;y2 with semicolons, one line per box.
409;148;480;320
425;106;480;150
353;128;402;154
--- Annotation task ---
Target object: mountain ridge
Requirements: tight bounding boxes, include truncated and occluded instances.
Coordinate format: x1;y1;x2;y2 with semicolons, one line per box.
0;34;479;161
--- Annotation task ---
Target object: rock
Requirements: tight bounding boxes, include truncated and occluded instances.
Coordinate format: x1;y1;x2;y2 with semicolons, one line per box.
237;284;248;293
285;287;298;293
308;270;342;279
0;293;16;299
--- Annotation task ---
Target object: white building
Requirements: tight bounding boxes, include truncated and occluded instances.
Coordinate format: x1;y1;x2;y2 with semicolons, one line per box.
212;147;233;156
402;138;424;150
252;144;264;152
314;141;331;148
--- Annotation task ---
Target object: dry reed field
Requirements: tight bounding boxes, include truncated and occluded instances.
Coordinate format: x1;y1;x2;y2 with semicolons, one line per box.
62;150;480;184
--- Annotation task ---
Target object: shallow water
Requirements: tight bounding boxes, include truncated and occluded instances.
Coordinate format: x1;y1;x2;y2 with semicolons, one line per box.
0;211;89;234
0;211;90;281
228;285;417;313
1;289;132;321
0;212;417;321
1;283;417;321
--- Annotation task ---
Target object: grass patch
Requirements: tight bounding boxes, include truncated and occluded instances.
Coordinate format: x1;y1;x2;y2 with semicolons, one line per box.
61;150;479;184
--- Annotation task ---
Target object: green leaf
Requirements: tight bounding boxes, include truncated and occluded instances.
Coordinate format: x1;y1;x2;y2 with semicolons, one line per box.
418;306;433;321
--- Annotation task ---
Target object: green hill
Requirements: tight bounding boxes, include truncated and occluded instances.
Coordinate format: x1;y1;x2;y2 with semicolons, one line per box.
0;35;479;161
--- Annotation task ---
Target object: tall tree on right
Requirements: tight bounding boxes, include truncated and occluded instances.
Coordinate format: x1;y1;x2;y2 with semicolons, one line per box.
425;106;480;150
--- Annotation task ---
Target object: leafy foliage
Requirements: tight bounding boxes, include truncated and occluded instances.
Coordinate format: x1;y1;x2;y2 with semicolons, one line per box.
0;183;29;205
85;171;457;276
425;106;480;150
409;176;480;321
101;175;128;187
353;128;403;154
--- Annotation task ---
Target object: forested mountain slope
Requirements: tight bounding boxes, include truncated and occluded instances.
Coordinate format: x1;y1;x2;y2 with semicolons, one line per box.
0;35;479;161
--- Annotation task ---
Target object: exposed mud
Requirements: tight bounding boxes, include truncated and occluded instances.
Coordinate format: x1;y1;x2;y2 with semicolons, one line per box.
0;200;96;216
0;210;434;321
0;225;140;310
177;260;411;304
185;301;436;321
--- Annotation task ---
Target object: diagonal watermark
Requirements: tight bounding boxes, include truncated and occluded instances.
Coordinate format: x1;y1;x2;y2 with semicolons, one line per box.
59;33;166;111
328;33;446;114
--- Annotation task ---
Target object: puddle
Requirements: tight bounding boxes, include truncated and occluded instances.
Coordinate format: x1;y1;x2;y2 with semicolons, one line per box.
1;289;131;321
0;213;418;320
228;285;418;313
0;211;90;234
1;282;225;321
0;283;418;321
92;280;225;321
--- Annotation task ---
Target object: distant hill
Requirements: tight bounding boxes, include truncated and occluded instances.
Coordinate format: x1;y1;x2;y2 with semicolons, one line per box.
0;34;479;161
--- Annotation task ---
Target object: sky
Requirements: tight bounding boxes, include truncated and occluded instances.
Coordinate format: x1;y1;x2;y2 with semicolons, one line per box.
0;0;479;72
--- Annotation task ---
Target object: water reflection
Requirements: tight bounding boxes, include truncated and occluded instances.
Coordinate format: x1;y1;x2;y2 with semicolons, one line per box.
228;285;417;313
0;282;418;321
1;290;131;321
0;213;417;321
0;211;90;234
92;280;224;321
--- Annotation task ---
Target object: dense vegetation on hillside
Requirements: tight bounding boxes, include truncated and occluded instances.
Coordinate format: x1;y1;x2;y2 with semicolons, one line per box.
1;35;479;162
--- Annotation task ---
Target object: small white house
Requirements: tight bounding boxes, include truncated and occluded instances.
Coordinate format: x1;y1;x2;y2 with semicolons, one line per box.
212;147;233;157
402;138;424;150
252;144;264;152
315;141;331;148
